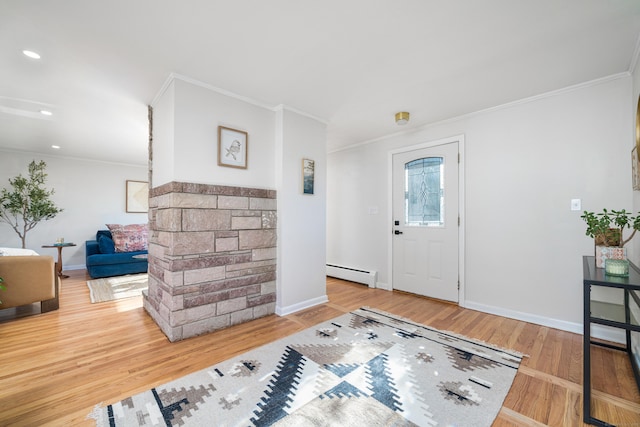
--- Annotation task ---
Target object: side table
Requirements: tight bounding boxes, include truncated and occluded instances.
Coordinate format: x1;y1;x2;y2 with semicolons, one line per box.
582;255;640;426
42;243;77;278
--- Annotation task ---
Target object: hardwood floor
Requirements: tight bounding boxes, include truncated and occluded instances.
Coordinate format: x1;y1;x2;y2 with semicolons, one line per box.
1;271;639;426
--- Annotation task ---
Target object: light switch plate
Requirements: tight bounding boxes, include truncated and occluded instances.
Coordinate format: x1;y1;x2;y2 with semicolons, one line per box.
570;199;581;211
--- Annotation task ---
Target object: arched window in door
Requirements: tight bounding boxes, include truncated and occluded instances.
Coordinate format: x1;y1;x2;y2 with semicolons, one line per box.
405;157;444;226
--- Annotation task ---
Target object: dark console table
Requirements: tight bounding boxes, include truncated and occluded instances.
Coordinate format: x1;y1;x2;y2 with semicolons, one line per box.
582;255;640;426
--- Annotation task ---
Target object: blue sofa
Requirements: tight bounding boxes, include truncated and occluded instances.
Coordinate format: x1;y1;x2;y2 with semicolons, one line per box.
85;230;148;278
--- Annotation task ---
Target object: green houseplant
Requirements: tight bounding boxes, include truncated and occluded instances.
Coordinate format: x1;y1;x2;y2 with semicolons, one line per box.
581;208;640;270
0;160;63;248
581;209;640;247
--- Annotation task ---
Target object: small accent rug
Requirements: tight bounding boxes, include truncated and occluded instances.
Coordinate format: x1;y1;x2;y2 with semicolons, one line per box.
86;274;148;303
88;307;522;426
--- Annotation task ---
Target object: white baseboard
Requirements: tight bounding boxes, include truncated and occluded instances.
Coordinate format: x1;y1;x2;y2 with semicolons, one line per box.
375;282;391;291
465;300;625;344
276;294;329;316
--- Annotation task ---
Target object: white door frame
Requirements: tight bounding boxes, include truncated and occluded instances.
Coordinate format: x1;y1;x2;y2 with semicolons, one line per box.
386;134;466;307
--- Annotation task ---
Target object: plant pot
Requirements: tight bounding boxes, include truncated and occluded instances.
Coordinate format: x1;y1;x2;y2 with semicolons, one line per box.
595;246;627;268
595;228;621;247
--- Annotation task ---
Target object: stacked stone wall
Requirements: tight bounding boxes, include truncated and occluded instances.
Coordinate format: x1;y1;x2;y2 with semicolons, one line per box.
143;181;277;342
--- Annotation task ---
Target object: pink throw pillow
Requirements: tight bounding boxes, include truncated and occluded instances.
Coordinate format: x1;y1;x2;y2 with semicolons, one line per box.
105;224;148;253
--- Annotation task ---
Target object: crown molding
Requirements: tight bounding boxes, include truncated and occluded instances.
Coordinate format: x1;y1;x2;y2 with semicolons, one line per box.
151;74;327;126
274;104;328;125
0;147;147;168
329;72;631;154
149;73;174;107
150;73;274;111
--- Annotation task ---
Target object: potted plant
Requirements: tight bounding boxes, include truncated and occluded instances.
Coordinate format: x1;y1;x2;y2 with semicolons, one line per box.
581;208;640;269
0;160;63;248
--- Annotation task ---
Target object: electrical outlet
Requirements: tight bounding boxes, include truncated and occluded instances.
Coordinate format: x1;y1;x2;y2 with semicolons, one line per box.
570;199;581;211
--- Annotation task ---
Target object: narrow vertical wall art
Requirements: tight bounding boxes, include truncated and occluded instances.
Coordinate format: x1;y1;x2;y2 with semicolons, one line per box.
633;146;640;191
303;159;315;195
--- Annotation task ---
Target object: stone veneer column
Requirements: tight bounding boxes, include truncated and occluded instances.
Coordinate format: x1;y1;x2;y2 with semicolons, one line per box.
143;181;277;342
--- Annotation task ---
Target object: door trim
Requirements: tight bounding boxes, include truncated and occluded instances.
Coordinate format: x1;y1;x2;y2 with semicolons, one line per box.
386;134;466;307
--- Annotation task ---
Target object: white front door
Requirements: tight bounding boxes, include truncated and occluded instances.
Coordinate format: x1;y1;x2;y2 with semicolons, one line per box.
392;142;459;302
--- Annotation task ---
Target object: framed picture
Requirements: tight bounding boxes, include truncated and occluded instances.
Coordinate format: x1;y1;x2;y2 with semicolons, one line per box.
633;147;640;191
126;180;149;213
303;159;315;195
218;126;248;169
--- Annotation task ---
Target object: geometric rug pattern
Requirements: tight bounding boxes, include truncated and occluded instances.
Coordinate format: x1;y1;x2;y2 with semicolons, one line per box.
88;307;522;426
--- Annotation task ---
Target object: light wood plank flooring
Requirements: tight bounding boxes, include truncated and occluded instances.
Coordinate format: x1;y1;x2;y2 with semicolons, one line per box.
0;271;638;426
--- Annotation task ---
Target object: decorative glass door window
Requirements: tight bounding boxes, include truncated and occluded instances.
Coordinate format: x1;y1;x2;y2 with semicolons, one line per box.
404;157;444;226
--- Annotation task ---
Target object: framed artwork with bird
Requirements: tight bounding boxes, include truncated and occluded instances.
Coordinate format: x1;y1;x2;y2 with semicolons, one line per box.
218;126;248;169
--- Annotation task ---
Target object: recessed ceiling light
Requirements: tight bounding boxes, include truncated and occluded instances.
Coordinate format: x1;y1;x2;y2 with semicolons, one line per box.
22;50;41;59
51;145;60;149
40;109;52;116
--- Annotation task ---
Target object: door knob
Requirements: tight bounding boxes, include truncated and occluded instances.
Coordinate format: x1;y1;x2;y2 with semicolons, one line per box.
394;230;403;235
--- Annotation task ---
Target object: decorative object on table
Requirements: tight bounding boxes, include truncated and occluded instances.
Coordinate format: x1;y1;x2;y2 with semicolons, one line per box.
302;158;315;195
86;273;148;303
125;180;149;213
218;126;248;169
581;209;640;268
88;307;522;427
41;242;76;278
0;160;63;248
604;258;630;277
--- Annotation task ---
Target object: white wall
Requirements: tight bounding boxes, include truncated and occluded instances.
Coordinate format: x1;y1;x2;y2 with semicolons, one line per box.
152;77;328;315
632;57;640;262
0;150;148;268
152;80;175;187
328;75;633;332
275;107;328;314
153;77;276;189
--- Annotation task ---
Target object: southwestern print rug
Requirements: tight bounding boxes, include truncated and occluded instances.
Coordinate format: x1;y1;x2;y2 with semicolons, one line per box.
88;307;522;426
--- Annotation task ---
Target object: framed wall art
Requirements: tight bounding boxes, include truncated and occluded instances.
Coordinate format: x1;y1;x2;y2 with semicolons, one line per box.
218;126;248;169
636;94;640;154
126;180;149;213
633;146;640;191
303;158;315;195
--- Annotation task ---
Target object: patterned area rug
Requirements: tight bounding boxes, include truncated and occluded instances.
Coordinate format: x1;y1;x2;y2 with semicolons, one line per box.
88;307;522;426
86;274;148;303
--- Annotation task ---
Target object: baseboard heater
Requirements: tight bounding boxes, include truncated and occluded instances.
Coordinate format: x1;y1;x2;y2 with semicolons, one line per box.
326;264;377;288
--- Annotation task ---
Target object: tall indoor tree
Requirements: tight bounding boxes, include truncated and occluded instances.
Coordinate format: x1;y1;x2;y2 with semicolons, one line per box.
0;160;63;248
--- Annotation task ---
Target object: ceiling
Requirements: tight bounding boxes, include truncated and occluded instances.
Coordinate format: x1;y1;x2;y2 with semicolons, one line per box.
2;1;640;166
